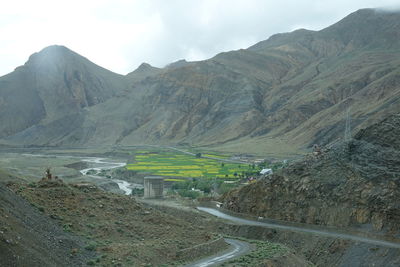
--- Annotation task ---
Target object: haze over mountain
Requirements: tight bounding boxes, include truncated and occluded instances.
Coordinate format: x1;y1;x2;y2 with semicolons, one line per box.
1;8;399;154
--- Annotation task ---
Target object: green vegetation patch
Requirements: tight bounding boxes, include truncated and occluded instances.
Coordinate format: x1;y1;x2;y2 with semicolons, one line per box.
126;149;259;179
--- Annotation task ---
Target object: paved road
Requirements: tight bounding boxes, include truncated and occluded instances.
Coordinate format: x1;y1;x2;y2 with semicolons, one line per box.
198;207;400;249
183;238;251;267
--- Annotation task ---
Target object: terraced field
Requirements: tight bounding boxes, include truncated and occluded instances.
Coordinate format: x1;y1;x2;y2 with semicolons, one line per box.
126;150;256;179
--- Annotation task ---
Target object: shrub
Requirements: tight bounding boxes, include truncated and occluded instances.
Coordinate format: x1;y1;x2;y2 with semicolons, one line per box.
63;223;72;232
28;182;37;188
85;241;97;251
176;189;201;199
86;223;95;229
131;188;144;196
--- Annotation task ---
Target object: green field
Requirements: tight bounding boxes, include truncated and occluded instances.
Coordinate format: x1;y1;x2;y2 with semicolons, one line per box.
126;150;257;178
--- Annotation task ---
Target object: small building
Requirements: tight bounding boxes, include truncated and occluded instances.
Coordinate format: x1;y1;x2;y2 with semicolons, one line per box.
260;168;273;175
254;159;265;164
144;176;164;199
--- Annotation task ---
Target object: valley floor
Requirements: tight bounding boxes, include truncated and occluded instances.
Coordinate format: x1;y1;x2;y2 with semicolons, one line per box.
1;145;399;266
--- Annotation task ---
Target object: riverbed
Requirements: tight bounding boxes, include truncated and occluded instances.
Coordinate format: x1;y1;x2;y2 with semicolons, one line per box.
0;152;140;195
79;156;141;195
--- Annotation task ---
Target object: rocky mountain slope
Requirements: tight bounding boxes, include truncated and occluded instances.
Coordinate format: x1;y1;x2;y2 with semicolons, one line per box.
1;9;400;154
0;45;128;145
0;179;96;266
2;176;229;266
221;113;400;235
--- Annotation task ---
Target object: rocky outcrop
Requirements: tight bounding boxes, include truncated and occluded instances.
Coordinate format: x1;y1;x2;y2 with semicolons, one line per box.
222;114;400;233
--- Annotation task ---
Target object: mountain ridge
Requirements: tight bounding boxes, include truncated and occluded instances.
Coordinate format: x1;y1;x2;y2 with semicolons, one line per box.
1;8;400;155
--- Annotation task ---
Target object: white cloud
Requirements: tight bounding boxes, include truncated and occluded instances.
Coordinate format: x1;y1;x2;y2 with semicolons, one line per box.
0;0;398;76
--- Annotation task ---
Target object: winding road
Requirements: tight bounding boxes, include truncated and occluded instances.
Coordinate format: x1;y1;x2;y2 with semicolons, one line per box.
183;238;251;267
197;207;400;249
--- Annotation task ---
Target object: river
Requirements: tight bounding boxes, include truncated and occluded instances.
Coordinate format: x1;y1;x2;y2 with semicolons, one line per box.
79;157;139;195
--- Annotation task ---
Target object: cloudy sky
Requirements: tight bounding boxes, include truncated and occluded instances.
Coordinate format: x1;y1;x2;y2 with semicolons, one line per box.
0;0;399;76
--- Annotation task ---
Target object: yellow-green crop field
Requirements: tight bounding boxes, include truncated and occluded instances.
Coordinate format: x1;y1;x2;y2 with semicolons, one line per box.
126;150;254;178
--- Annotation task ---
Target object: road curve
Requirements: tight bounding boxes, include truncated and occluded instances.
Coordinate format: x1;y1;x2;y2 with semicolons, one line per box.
183;238;251;267
198;207;400;249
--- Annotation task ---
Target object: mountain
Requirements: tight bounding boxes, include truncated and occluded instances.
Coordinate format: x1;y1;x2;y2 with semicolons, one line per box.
126;62;162;83
0;45;128;145
1;9;400;154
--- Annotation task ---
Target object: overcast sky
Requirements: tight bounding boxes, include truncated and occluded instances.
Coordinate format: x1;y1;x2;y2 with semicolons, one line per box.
0;0;399;76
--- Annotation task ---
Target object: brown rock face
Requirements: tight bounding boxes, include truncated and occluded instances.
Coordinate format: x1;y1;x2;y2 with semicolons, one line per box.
222;114;400;233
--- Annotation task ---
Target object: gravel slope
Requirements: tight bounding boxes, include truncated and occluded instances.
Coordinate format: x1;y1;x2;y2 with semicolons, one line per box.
0;182;96;266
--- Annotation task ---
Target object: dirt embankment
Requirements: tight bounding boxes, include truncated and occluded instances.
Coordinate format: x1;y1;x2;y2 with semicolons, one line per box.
222;114;400;235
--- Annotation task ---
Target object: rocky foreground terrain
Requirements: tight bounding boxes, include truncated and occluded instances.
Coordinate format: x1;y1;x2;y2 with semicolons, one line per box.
0;180;96;266
1;172;313;267
222;114;400;236
1;9;400;155
1;177;225;266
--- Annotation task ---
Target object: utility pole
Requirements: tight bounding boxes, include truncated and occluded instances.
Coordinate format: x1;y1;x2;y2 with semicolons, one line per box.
344;107;351;142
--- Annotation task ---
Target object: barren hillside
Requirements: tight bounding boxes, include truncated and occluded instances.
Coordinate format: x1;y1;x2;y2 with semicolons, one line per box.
1;9;399;155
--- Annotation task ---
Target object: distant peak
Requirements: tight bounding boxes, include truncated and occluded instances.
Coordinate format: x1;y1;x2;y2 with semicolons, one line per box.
353;7;400;14
137;62;153;69
353;8;375;13
166;59;190;69
133;62;160;73
126;62;161;78
337;7;400;22
375;6;400;13
173;59;187;64
25;45;81;67
40;45;71;53
33;45;74;58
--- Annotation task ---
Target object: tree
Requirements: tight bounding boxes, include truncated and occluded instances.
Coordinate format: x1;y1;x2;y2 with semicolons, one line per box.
195;153;202;158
